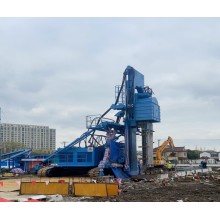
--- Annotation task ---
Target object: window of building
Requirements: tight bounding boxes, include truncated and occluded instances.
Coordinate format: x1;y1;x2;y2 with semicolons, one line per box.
77;152;92;162
59;154;68;163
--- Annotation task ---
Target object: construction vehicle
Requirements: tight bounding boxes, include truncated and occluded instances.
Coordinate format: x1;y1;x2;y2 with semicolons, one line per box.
36;66;161;178
0;148;32;173
153;136;175;168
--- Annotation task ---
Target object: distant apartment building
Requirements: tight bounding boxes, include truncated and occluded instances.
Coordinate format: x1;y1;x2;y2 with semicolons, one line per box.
0;123;56;150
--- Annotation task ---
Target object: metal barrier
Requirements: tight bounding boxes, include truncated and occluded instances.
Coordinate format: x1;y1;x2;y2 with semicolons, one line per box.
20;182;69;195
19;176;118;197
73;183;118;197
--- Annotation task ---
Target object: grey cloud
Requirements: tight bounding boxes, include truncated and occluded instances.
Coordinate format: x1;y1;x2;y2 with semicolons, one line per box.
1;17;220;149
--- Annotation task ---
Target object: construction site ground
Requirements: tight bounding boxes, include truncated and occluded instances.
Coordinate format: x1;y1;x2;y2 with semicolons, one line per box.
1;167;220;202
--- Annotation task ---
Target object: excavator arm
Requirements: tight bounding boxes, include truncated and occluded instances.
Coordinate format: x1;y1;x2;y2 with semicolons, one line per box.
154;136;175;167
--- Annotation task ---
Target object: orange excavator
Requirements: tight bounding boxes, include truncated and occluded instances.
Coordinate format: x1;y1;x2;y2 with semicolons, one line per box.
154;136;175;167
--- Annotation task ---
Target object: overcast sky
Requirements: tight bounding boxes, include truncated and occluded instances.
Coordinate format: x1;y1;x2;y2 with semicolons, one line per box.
0;17;220;150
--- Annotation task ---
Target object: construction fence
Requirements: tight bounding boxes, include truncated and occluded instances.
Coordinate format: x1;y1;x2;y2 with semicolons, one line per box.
18;176;119;197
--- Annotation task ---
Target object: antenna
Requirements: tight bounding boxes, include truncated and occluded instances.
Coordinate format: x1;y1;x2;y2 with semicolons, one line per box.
158;139;161;147
61;141;68;147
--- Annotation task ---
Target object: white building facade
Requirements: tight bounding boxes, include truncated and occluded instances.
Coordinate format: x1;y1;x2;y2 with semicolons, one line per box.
0;123;56;150
200;151;220;164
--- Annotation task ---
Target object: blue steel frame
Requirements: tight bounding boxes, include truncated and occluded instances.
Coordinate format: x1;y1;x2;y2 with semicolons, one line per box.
37;66;160;178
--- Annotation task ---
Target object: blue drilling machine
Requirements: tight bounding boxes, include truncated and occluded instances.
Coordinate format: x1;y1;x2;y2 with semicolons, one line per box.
36;66;160;178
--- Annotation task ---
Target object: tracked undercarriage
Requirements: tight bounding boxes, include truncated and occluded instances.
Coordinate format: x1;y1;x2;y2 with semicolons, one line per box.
37;166;98;177
37;166;115;178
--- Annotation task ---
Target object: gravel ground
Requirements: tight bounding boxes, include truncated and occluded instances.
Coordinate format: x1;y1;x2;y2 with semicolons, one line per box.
1;170;220;202
63;179;220;202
